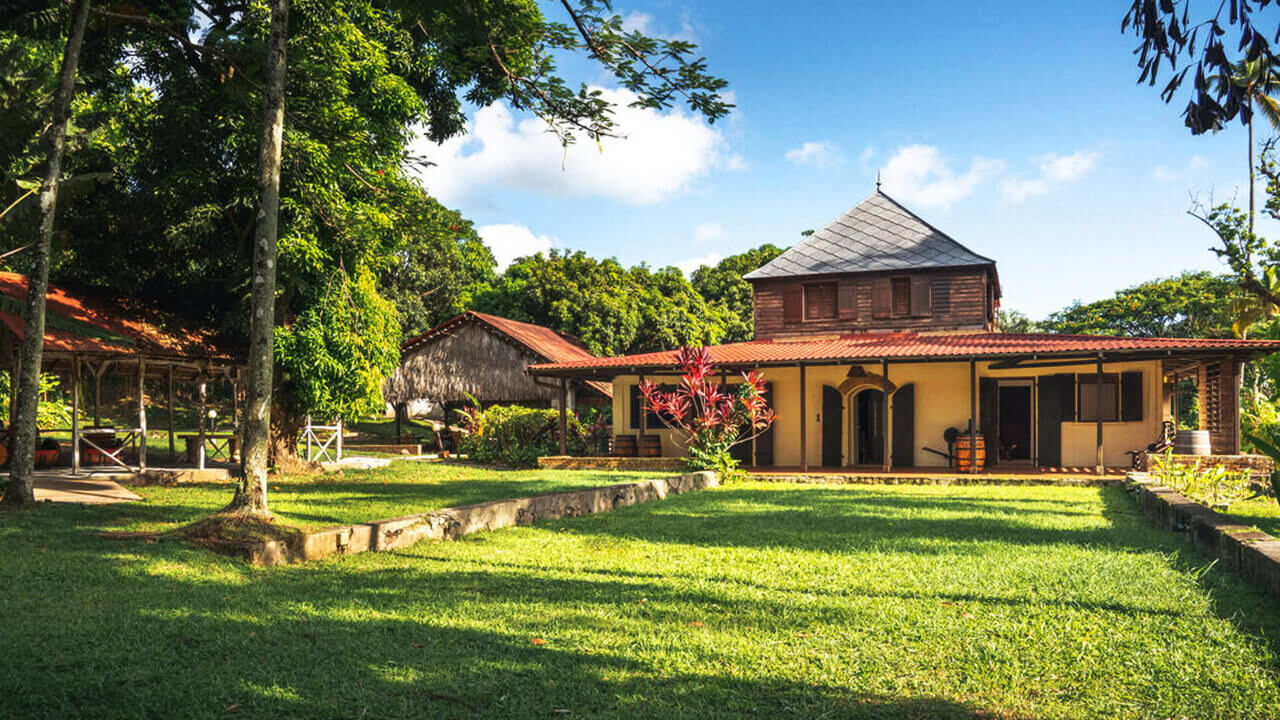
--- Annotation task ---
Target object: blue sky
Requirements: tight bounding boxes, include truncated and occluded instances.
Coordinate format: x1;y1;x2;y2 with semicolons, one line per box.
411;0;1265;319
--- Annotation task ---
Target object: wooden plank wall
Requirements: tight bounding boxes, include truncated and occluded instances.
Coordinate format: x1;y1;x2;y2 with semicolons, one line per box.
751;267;996;340
1198;358;1241;454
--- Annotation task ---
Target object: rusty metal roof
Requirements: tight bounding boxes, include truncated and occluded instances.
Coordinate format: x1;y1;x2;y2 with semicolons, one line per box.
0;272;236;361
528;331;1280;376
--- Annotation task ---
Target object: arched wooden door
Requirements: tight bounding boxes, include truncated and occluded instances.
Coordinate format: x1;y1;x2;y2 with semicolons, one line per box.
851;388;885;466
821;385;843;467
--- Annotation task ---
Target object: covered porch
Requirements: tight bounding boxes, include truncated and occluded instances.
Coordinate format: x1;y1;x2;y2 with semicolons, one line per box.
0;272;244;477
529;331;1280;478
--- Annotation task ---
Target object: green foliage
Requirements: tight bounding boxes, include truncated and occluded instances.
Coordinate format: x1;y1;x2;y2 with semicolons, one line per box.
996;309;1041;334
472;250;725;355
457;404;586;468
689;244;785;342
0;371;75;430
273;269;400;421
1151;449;1254;509
1043;271;1239;337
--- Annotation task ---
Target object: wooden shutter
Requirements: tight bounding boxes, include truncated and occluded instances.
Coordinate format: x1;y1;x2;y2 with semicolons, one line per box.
979;378;998;443
932;280;951;314
805;283;836;320
871;278;891;319
783;287;803;324
892;383;915;467
1120;371;1143;422
1037;374;1073;467
910;276;932;317
838;282;857;319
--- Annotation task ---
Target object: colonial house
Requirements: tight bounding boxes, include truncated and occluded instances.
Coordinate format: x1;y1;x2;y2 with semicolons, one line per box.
529;190;1280;474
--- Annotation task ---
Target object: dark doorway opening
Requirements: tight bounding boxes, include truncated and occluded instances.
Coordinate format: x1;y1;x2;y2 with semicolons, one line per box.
821;385;843;467
853;389;884;466
997;384;1032;463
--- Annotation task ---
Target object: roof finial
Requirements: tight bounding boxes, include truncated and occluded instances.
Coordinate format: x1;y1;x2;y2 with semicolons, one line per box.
876;169;882;191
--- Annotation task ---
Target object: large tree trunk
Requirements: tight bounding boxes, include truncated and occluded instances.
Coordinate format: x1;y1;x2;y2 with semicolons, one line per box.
225;0;289;517
269;405;311;473
3;0;92;507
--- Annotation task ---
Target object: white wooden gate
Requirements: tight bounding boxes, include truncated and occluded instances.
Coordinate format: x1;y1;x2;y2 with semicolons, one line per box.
303;416;343;463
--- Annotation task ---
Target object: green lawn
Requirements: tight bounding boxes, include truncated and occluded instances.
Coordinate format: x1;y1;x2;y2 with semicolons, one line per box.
1225;496;1280;537
113;461;667;532
3;481;1280;719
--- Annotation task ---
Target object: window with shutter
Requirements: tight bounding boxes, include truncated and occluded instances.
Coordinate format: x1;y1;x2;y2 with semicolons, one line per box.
891;277;911;317
838;283;857;319
910;277;932;317
1077;374;1120;422
804;282;837;320
872;279;892;318
782;287;803;324
1120;371;1144;422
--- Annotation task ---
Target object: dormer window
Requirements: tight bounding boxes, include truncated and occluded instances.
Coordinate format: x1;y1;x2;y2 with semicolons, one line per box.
891;278;911;317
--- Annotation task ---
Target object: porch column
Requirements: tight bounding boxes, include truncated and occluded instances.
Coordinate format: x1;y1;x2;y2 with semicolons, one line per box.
968;358;978;474
137;359;147;471
558;377;568;456
638;373;647;449
800;363;808;472
71;355;80;475
167;363;176;463
92;362;100;426
197;376;207;470
1095;355;1104;475
882;358;892;472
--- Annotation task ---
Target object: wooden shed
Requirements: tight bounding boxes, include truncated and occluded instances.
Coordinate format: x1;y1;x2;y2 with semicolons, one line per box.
383;311;611;417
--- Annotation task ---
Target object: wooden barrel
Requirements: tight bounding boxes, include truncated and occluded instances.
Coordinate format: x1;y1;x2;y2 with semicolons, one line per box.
639;434;662;458
1175;429;1212;456
612;435;637;457
954;432;986;473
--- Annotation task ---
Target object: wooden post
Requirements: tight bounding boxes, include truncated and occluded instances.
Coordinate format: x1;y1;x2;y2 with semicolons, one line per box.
882;358;892;473
1095;356;1104;475
335;416;343;461
558;377;568;456
137;359;147;471
394;402;403;443
167;364;176;463
800;363;808;472
968;358;978;474
92;362;100;426
638;373;647;448
197;378;207;470
71;355;80;475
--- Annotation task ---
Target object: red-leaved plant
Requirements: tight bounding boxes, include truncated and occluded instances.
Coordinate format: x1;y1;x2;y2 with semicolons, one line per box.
639;346;775;479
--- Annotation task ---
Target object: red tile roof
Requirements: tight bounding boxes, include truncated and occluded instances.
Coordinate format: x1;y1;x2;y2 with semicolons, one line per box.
528;331;1280;375
0;272;235;360
403;311;611;396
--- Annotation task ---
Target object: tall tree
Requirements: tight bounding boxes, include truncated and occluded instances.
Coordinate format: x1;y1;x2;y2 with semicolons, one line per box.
227;0;289;516
690;244;785;342
3;0;90;507
1042;271;1239;338
1211;59;1280;236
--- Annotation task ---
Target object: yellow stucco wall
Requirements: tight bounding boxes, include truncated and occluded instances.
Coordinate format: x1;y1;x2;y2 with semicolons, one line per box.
611;358;1166;468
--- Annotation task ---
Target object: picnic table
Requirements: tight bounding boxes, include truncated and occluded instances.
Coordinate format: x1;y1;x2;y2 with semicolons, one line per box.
179;433;239;469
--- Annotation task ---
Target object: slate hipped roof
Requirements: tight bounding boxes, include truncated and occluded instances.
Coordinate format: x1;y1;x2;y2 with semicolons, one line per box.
743;190;998;282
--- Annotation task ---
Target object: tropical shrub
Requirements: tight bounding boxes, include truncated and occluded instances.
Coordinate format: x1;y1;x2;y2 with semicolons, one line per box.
1152;449;1254;509
639;346;775;480
457;404;586;469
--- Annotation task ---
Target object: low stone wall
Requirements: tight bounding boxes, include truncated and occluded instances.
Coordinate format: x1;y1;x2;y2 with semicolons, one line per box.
750;472;1119;487
250;471;717;566
538;455;684;472
1126;474;1280;601
344;443;423;455
1144;453;1275;481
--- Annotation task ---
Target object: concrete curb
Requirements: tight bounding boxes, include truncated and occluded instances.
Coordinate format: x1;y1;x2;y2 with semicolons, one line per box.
250;471;718;566
749;473;1121;487
1126;473;1280;601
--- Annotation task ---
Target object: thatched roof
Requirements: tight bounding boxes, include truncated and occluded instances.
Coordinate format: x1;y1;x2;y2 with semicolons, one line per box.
385;311;611;404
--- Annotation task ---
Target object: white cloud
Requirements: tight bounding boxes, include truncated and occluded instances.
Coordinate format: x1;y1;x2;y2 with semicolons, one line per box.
675;252;721;276
1154;155;1210;183
858;145;876;169
622;8;699;41
880;145;1004;209
694;222;725;241
1038;151;1098;182
1001;150;1100;203
416;87;738;206
785;141;843;168
1151;165;1180;183
478;223;555;271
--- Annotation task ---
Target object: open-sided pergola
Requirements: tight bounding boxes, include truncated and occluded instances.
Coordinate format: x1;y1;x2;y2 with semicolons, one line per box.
0;272;244;474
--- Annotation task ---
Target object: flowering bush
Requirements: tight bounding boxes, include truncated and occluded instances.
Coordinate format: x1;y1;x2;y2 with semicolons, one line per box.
456;404;586;468
639;346;775;480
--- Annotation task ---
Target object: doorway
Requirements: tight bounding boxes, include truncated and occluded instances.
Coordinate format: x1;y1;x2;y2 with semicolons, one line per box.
997;382;1033;463
821;386;843;467
850;389;885;466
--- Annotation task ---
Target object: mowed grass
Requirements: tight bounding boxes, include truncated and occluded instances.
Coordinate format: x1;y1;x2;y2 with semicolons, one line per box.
1225;496;1280;538
104;460;665;532
3;481;1280;719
